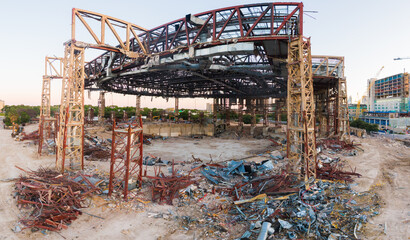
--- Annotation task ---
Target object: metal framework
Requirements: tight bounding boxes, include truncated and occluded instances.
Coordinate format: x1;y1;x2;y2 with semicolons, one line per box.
311;56;350;139
108;118;143;200
337;78;350;141
71;9;148;57
287;37;316;185
83;3;304;98
50;4;351;188
56;44;85;172
38;57;63;155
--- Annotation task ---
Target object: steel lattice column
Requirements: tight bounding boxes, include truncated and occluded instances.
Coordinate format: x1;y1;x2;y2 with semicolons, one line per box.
109;117;143;200
337;78;350;142
56;44;85;172
40;77;51;119
38;77;53;155
287;37;317;187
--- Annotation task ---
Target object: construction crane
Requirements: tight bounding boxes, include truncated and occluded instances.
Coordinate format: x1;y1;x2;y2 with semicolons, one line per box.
355;66;384;119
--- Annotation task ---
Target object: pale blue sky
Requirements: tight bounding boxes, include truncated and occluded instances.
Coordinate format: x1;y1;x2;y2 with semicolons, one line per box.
1;0;409;109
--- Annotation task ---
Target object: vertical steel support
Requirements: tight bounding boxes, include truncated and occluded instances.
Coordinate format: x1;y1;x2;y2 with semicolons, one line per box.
40;77;51;120
38;76;52;155
135;95;141;117
337;78;350;142
108;117;143;200
56;44;85;172
287;37;317;186
98;91;105;122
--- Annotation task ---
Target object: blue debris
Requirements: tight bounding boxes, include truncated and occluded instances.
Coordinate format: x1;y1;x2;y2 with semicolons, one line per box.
200;170;219;184
258;160;274;171
278;219;293;229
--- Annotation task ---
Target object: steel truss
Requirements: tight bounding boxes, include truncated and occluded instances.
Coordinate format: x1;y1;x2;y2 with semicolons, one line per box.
312;56;350;139
108;118;143;200
337;78;350;141
82;3;303;98
287;37;316;186
56;44;85;172
39;57;63;155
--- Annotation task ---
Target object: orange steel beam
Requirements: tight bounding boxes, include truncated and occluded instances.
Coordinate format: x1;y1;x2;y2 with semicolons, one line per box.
71;8;148;57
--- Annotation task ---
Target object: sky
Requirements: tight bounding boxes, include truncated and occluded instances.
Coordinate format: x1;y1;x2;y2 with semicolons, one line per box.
0;0;409;109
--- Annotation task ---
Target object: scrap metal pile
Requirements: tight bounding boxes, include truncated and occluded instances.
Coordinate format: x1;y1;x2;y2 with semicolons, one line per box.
14;167;99;232
229;180;381;239
141;143;372;239
17;130;39;142
84;135;111;161
147;165;197;205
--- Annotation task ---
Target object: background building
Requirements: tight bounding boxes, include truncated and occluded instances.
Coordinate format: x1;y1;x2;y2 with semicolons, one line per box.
348;104;367;121
368;73;409;113
0;100;4;112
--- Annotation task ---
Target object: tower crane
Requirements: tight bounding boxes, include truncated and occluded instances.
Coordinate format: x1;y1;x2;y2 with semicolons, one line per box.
355;66;384;119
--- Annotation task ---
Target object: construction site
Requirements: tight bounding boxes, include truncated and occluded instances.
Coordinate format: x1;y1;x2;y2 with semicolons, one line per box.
0;2;409;240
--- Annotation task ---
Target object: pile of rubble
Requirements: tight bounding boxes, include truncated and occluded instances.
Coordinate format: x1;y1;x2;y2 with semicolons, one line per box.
12;131;380;239
13;167;101;232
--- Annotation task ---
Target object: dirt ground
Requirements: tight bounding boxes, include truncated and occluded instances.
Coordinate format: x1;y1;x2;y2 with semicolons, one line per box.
0;120;409;239
346;135;410;240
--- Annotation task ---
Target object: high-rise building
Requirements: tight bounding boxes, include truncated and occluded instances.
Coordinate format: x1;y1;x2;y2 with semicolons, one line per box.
367;73;409;113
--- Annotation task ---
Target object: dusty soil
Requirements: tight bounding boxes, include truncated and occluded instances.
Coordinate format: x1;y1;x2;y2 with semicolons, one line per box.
346;135;410;239
1;119;409;239
0;122;273;240
144;137;273;163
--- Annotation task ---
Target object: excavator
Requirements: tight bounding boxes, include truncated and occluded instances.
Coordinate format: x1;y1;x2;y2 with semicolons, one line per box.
10;115;23;137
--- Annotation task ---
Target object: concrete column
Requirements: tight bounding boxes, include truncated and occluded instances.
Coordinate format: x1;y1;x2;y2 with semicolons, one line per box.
98;92;105;121
175;98;179;117
226;98;231;126
251;99;256;127
213;98;218;123
110;111;115;122
148;111;153;121
238;98;243;128
135;95;141;117
275;99;280;122
88;108;94;123
263;98;268;126
123;111;128;122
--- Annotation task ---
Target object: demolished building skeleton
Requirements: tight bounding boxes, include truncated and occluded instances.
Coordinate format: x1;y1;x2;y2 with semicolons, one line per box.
35;3;351;190
8;2;399;239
